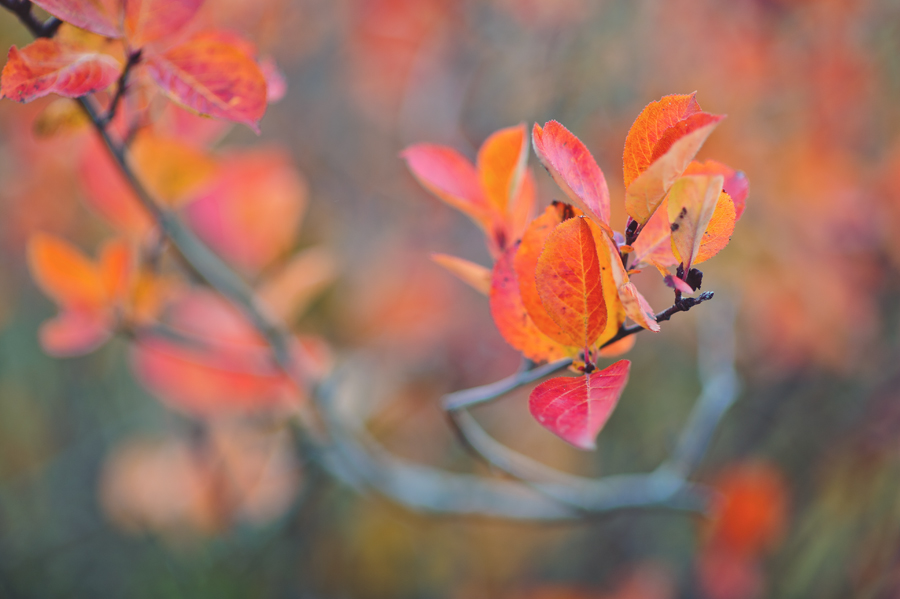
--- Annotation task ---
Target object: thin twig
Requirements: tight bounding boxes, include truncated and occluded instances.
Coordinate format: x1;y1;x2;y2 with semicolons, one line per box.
0;0;60;38
99;49;142;127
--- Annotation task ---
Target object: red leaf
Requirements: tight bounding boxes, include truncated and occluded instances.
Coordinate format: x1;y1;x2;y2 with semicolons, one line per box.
31;0;122;38
528;360;631;450
489;243;571;363
146;33;268;131
535;217;607;348
1;39;120;103
124;0;204;47
532;121;611;227
401;143;492;230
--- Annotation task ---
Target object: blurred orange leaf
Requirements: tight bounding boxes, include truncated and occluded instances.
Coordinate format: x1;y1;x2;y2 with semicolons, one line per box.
430;253;491;295
0;39;120;103
130;132;218;205
478;123;529;214
532;121;611;228
28;232;109;311
528;359;630;450
146;32;268;131
258;246;337;322
535;217;607;348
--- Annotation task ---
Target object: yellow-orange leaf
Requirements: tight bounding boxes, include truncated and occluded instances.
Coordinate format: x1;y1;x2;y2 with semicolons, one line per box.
33;98;89;137
535;217;607;348
515;203;575;345
477;123;528;214
668;174;725;272
623;93;701;188
586;219;628;346
695;192;736;265
28;233;107;310
489;244;571;363
618;282;660;332
146;33;268;131
131;133;218;205
258;246;336;322
0;39;120;103
630;197;678;270
430;253;491;296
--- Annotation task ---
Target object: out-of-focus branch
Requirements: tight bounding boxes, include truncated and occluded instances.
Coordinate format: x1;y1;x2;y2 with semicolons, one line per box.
0;0;60;38
444;298;738;514
99;49;142;127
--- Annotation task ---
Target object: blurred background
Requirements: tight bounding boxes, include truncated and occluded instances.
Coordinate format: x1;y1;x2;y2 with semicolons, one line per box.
1;0;900;597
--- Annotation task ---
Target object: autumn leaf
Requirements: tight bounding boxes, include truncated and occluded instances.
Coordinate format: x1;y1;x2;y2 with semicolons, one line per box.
694;192;736;265
515;203;575;345
586;219;628;346
258;246;337;322
185;148;307;272
535;217;607;348
401;144;492;230
33;98;89;137
130;132;218;205
630;197;679;272
668;174;725;272
31;0;122;38
39;310;112;357
430;253;491;295
29;232;109;310
528;360;631;450
532;121;611;228
146;33;268;131
124;0;204;47
478;123;529;214
489;243;571;363
618;282;660;332
0;39;120;103
623;93;724;226
684;159;749;219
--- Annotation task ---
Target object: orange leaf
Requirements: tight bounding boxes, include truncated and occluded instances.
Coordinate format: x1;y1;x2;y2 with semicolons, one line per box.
185;148;307;272
146;33;268;131
528;360;630;450
624;94;724;226
515;203;575;345
401;144;492;230
535;217;607;348
98;238;133;303
618;282;660;332
33;98;89;137
28;232;107;310
489;244;571;363
0;39;120;103
507;168;537;243
257;246;337;322
124;0;204;47
477;123;529;214
39;309;112;357
532;121;611;227
130;133;218;205
623;93;701;188
430;253;491;295
694;192;736;265
684;159;749;219
31;0;122;38
598;334;635;357
586;219;628;346
668;174;725;272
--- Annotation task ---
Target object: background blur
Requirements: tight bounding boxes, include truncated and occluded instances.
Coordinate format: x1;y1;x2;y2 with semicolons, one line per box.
1;0;900;597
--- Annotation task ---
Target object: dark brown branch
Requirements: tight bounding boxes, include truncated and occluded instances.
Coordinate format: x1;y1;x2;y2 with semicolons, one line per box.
99;49;142;127
0;0;60;38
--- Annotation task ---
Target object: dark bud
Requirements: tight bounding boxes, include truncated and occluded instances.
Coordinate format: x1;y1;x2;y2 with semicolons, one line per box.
686;268;703;291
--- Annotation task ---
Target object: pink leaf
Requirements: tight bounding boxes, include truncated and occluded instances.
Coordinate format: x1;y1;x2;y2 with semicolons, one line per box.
529;360;631;450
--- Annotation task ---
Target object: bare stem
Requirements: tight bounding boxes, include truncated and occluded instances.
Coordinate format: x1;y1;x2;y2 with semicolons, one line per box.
99;49;143;127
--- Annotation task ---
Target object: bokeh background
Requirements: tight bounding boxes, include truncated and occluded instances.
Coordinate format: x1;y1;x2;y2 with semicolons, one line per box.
1;0;900;597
